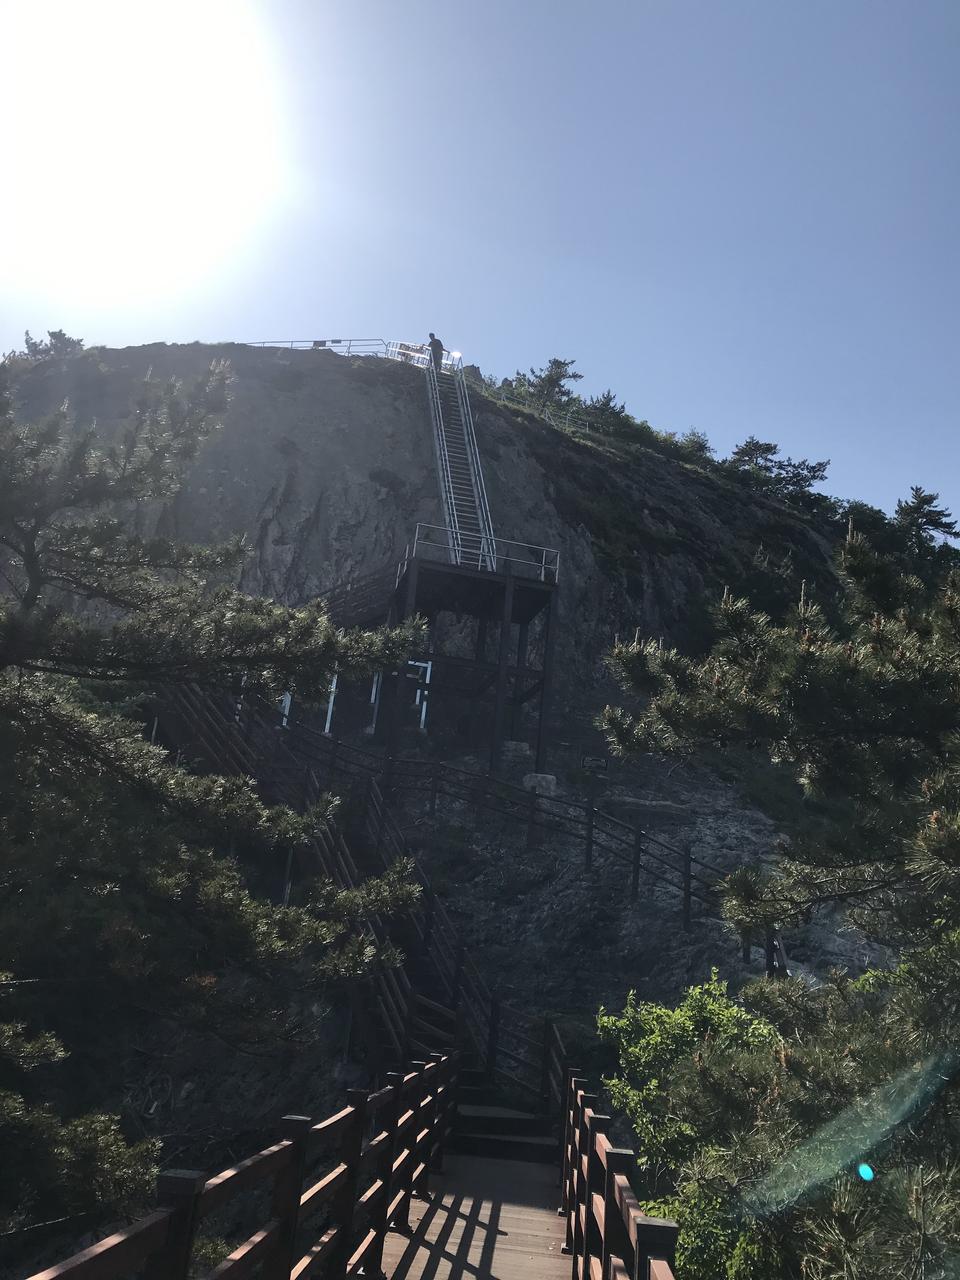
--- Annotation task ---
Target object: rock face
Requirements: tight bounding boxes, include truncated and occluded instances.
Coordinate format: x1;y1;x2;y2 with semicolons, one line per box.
11;342;834;710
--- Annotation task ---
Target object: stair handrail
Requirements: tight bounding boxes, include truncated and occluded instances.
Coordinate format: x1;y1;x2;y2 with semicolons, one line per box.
168;685;545;1097
453;363;498;571
423;359;462;566
266;704;720;906
157;687;423;1063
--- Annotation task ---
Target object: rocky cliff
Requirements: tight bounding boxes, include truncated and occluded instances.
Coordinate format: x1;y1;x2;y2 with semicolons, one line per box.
10;341;834;723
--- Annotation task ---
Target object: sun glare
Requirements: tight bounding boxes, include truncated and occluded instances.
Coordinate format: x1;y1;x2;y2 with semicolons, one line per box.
1;0;290;307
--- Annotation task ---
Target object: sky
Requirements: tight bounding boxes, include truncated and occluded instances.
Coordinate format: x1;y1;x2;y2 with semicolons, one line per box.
1;0;957;518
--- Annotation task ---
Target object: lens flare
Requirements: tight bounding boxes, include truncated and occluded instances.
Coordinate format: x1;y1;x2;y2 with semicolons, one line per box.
741;1050;957;1219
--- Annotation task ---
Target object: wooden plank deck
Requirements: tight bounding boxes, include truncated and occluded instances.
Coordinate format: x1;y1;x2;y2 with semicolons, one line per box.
382;1155;570;1280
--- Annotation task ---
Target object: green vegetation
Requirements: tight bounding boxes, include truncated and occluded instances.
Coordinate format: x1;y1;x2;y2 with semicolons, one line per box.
3;328;86;365
600;503;960;1277
0;355;419;1246
483;353;834;514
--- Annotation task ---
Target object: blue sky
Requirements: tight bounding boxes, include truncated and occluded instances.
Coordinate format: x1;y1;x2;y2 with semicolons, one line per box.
2;0;957;518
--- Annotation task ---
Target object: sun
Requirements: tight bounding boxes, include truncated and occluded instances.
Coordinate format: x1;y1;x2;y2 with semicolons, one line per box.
0;0;291;308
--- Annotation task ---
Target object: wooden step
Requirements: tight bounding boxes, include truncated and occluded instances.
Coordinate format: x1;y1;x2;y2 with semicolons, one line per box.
457;1104;555;1138
452;1131;559;1164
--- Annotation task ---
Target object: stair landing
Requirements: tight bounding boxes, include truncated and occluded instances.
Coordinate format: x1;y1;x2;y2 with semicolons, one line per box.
382;1154;568;1280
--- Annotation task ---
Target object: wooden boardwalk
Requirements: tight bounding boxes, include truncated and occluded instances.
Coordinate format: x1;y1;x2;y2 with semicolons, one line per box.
382;1155;570;1280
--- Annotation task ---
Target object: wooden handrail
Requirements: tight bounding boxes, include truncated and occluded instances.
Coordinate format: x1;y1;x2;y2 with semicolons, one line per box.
29;1055;460;1280
28;1211;174;1280
561;1072;679;1280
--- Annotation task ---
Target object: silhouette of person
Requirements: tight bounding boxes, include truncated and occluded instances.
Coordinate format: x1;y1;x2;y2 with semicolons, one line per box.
428;332;444;374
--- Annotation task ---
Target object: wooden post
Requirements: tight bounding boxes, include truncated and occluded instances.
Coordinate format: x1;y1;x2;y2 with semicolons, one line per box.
264;1116;312;1280
570;1091;598;1278
601;1149;634;1280
561;1074;586;1239
428;1052;446;1172
526;788;539;851
143;1169;206;1280
632;1215;679;1278
332;1089;368;1278
367;1072;403;1280
631;829;643;901
396;1063;427;1229
682;851;692;931
485;995;501;1079
765;928;776;978
585;807;595;872
583;1110;611;1280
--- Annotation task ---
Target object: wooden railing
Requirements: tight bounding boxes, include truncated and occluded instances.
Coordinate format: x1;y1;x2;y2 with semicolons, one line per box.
30;1054;459;1280
561;1070;678;1280
252;697;722;925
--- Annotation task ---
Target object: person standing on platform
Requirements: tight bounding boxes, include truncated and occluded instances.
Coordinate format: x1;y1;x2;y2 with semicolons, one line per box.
427;332;444;374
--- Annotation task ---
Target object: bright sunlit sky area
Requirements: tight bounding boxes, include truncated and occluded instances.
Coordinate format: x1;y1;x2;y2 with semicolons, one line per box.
1;0;957;516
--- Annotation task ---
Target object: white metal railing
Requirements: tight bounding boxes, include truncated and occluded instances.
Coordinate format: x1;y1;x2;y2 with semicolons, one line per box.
453;363;497;570
384;340;463;374
402;523;560;584
245;337;464;374
476;380;591;433
423;359;461;563
246;337;389;356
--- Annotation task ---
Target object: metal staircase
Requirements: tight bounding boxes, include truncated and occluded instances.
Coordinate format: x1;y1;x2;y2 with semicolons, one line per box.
425;361;497;571
246;336;501;575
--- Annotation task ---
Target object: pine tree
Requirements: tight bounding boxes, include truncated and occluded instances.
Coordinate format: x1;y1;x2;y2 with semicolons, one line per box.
894;484;959;555
600;529;960;1279
0;361;420;1243
584;389;631;433
724;435;829;506
524;356;583;410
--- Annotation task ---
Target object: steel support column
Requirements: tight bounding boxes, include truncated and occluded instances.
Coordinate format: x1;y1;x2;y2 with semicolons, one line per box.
489;568;515;774
534;587;558;772
510;622;529;739
384;559;420;752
